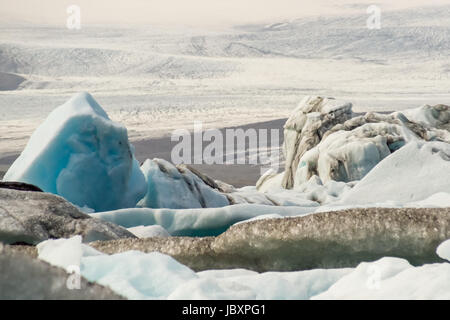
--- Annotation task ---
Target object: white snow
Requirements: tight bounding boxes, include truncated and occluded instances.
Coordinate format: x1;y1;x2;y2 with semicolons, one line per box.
37;235;103;271
81;251;198;300
341;141;450;205
127;225;170;238
2;92;147;212
313;257;450;300
36;237;450;300
168;268;351;300
407;193;450;208
437;239;450;262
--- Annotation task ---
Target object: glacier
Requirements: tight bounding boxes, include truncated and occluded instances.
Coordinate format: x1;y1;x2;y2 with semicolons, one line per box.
2;93;147;212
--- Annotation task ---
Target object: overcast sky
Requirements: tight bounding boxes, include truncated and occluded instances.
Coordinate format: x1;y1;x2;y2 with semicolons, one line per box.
1;0;448;27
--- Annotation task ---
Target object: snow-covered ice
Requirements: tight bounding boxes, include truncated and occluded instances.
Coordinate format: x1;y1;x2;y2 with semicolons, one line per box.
81;251;198;300
37;235;103;271
313;257;450;300
127;225;170;238
3;93;147;212
36;237;450;300
341;141;450;205
437;240;450;262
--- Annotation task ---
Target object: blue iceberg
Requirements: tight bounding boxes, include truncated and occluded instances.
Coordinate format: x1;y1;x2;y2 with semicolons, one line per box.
3;92;147;212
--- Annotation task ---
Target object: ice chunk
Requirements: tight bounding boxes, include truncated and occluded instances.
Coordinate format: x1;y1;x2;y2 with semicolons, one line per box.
37;236;83;271
80;251;197;300
293;175;354;204
138;159;229;209
127;225;170;238
402;104;450;130
37;235;103;271
282;96;353;189
295;123;398;185
436;239;450;262
3;92;146;212
230;185;320;207
341;141;450;205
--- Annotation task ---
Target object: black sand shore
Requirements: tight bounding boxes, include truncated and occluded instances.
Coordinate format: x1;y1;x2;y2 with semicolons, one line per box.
0;118;287;187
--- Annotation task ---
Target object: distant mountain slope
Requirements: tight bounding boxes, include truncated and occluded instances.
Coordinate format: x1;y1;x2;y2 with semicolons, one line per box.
181;5;450;61
0;5;448;79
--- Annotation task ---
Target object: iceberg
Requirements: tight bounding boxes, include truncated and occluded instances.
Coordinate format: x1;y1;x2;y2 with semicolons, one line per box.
138;159;229;209
259;101;449;192
281;96;353;189
3;93;146;212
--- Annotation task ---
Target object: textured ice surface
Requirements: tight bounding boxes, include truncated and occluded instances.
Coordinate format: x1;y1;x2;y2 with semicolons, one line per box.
138;159;229;209
229;185;320;207
3;93;146;212
90;207;450;272
281;96;353;188
294;121;404;185
92;204;316;236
